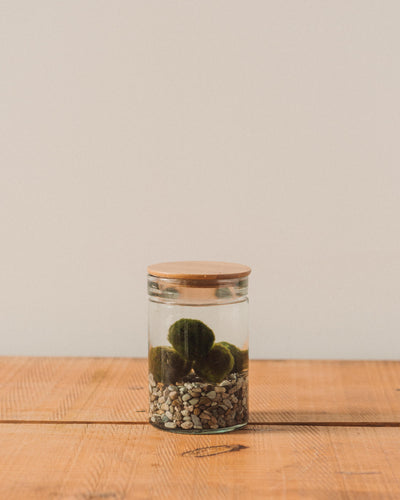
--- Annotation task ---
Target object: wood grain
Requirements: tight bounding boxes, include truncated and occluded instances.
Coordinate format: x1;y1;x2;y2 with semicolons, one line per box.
0;423;399;499
147;260;251;279
0;357;148;422
1;357;399;424
250;359;400;424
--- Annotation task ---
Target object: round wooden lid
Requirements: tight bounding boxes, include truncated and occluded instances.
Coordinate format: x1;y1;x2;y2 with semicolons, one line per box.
147;261;251;280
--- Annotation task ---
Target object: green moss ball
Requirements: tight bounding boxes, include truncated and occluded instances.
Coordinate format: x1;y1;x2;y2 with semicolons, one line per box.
217;341;245;373
193;344;234;383
240;349;249;371
148;346;192;384
168;318;215;362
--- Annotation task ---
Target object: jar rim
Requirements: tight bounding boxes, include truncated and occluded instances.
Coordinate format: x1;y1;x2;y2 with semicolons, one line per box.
147;261;251;280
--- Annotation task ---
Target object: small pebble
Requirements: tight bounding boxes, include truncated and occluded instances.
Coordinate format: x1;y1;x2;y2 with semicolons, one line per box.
149;372;248;432
181;421;194;430
191;415;201;427
199;397;211;406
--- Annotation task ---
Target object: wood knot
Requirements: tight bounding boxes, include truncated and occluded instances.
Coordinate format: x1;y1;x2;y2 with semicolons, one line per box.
182;444;248;458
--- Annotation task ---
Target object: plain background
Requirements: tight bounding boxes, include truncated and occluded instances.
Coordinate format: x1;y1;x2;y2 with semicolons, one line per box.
1;1;399;359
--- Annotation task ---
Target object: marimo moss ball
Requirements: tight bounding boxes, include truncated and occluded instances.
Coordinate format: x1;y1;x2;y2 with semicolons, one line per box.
241;349;249;371
217;341;245;373
149;346;192;384
194;343;234;383
168;318;215;361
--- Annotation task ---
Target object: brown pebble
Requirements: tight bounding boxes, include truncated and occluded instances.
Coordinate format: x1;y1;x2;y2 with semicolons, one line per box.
199;397;211;406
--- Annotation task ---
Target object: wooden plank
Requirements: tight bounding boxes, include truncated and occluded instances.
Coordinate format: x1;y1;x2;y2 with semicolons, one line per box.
0;423;399;499
0;357;148;422
1;357;400;423
251;359;400;424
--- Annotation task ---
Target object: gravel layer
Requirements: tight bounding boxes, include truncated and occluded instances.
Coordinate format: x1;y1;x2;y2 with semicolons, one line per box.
149;372;248;431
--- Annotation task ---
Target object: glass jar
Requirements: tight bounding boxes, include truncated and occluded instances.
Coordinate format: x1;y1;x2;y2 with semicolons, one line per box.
147;261;251;434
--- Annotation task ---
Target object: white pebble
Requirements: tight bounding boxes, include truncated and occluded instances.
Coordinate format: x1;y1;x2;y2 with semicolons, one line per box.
214;387;226;393
206;391;216;399
181;421;194;430
189;398;199;405
191;415;201;426
182;393;191;401
164;422;177;429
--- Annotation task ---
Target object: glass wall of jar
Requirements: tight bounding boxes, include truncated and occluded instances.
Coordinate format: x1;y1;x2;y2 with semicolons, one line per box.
147;261;251;434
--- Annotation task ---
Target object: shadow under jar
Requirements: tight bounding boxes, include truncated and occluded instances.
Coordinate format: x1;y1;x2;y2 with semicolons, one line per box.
147;261;251;434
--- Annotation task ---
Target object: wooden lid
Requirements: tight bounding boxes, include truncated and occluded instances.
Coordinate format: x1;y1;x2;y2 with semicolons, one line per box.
147;261;251;280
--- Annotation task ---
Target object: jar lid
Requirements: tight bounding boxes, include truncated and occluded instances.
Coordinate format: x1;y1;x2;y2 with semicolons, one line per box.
147;261;251;280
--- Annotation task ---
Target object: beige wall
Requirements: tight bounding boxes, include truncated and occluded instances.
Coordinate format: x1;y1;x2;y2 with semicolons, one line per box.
1;1;399;358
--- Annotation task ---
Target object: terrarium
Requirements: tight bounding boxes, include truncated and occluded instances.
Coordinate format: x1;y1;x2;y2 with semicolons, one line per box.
147;261;251;434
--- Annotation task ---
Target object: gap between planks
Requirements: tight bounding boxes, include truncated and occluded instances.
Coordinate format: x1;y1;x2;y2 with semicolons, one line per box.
0;419;399;427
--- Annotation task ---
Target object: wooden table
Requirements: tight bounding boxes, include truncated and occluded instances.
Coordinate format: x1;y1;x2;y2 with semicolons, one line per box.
0;358;399;499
